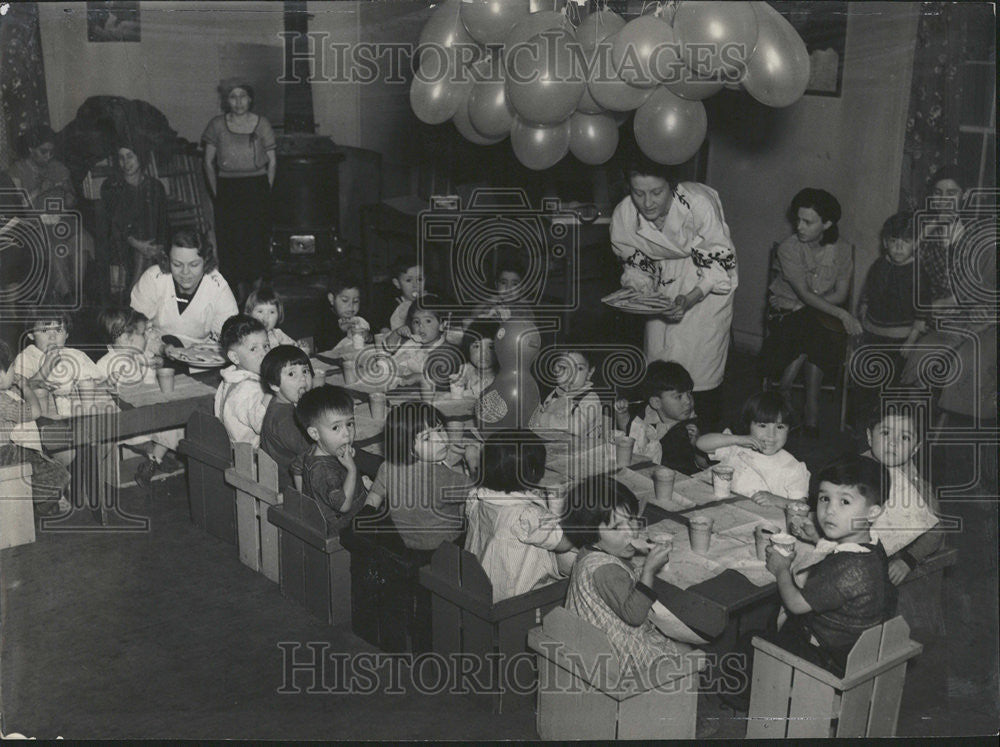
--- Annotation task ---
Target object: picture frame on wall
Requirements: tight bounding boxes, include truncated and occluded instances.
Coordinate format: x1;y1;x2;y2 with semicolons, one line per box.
773;0;848;97
87;1;141;43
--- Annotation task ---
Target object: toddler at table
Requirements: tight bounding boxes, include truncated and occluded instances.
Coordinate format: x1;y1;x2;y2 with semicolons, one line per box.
696;391;809;508
365;401;473;552
371;254;425;334
385;296;459;389
615;360;707;475
313;270;370;353
291;384;382;521
244;283;300;350
13;314;101;418
465;430;573;602
259;345;315;490
529;351;604;446
449;320;498;399
215;314;272;446
0;340;70;516
561;475;682;675
466;256;533;324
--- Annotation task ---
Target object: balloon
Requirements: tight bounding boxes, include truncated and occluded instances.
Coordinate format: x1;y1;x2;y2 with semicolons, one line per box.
589;61;654;111
419;0;477;61
410;66;461;124
454;98;506;145
673;0;757;82
575;9;625;55
569;111;619;165
664;69;725;101
461;0;531;46
504;10;566;51
468;59;515;137
510;117;571;170
611;15;678;89
480;319;541;429
576;85;604;115
743;1;810;108
633;87;707;164
506;28;585;125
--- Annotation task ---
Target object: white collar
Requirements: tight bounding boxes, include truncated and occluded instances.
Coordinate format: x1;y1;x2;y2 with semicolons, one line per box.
815;530;879;555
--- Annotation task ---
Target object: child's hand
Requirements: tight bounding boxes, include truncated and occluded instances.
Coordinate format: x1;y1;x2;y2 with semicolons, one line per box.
336;446;356;470
789;517;820;544
739;435;765;451
613;397;629;414
685;423;699;444
750;491;787;508
765;544;794;574
11;373;27;392
887;558;911;585
641;543;672;581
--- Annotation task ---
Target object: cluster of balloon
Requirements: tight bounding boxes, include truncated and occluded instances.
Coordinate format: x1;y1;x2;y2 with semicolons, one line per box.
476;319;541;430
411;0;810;169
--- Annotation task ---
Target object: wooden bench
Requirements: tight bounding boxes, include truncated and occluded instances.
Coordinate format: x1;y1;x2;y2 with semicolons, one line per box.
266;486;352;627
176;410;236;545
224;445;282;583
0;464;35;550
527;607;706;740
746;615;923;738
418;542;569;713
896;545;958;637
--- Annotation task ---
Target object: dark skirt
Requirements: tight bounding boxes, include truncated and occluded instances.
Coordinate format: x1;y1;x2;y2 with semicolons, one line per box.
760;306;847;379
214;174;271;288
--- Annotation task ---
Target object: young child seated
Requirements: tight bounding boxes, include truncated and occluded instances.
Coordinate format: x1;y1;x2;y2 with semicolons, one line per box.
259;345;314;490
291;384;381;520
465;430;573;602
468;256;532;323
861;404;941;582
561;475;680;673
763;455;897;679
314;271;370;353
696;391;809;508
529;351;603;445
365;401;473;552
615;360;706;475
449;320;498;399
214;314;272;446
245;283;298;349
386;296;454;384
0;340;70;516
13;315;101;417
372;254;425;334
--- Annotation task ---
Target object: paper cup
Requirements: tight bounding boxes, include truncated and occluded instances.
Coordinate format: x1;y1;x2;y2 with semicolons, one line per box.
374;332;387;350
449;381;465;399
712;465;734;498
614;436;635;468
754;524;778;561
352;332;365;350
770;532;797;557
785;501;811;533
652;467;676;503
342;359;358;385
688;515;713;554
156;367;175;393
649;529;674;552
369;392;387;420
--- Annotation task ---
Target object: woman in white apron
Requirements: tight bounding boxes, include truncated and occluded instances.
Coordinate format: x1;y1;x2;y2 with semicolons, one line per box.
610;157;737;429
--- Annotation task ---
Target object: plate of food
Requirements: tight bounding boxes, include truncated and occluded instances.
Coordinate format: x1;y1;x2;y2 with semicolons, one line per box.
601;288;677;315
165;343;227;367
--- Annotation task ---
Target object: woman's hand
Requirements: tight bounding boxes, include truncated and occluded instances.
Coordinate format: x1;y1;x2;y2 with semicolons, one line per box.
839;309;863;336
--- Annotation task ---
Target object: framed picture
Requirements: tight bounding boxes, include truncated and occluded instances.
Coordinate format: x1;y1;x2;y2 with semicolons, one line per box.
87;1;141;43
772;1;848;97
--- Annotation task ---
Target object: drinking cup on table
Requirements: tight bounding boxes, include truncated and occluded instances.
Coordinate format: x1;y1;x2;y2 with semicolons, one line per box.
369;392;387;420
785;501;811;533
374;332;387;350
649;530;674;555
156;367;175;393
342;359;358;385
614;436;635;468
449;381;465;399
352;331;365;350
754;524;778;561
711;465;735;498
688;515;713;554
652;467;676;503
769;532;797;557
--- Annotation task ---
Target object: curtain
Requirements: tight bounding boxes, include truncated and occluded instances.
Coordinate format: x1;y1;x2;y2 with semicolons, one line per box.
898;2;966;210
0;2;51;170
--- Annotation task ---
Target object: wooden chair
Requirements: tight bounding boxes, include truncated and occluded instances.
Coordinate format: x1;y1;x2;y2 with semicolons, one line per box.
896;545;958;637
527;607;706;740
176;410;237;545
418;542;569;713
746;616;922;738
224;445;282;583
0;464;35;550
266;487;352;627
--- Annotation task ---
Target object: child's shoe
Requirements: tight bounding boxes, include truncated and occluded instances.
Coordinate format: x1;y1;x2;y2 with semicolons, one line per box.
134;457;160;490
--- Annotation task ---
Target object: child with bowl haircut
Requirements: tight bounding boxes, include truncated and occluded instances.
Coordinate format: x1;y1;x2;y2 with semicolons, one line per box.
215;314;272;446
259;345;315;490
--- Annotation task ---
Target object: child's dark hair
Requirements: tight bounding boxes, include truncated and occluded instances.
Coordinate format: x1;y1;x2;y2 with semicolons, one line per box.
927;165;967;193
244;283;284;324
383;401;444;465
480;430;546;492
0;340;13;373
562;476;640;549
737;391;797;434
495;255;526;285
327;269;362;297
405;293;446;330
461;319;500;359
27;313;72;335
219;314;266;356
391;254;420;279
295;384;354;430
810;454;889;508
879;211;914;249
260;345;313;392
97;307;148;345
862;402;921;439
641;360;693;402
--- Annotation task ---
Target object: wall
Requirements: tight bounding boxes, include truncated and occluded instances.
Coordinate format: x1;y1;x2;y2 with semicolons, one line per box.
705;2;920;352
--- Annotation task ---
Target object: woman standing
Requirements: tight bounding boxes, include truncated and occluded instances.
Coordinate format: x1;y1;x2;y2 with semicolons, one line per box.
761;188;861;435
609;156;738;429
100;142;169;298
201;79;276;298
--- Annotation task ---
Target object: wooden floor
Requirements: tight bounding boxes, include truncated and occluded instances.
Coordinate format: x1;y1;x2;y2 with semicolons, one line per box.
1;352;997;739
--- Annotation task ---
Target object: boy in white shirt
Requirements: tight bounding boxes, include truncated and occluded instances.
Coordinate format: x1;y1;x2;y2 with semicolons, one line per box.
13;315;102;418
214;314;272;446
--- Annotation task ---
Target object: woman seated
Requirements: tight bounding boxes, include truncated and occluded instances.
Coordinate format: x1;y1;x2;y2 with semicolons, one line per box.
760;188;861;436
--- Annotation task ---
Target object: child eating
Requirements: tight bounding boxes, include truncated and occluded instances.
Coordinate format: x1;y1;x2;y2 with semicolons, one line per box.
529;351;603;445
245;283;298;349
449;320;498;399
386;295;453;383
215;314;272;446
13;315;101;417
696;391;810;508
465;430;572;602
373;254;424;334
259;345;314;490
314;271;370;353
